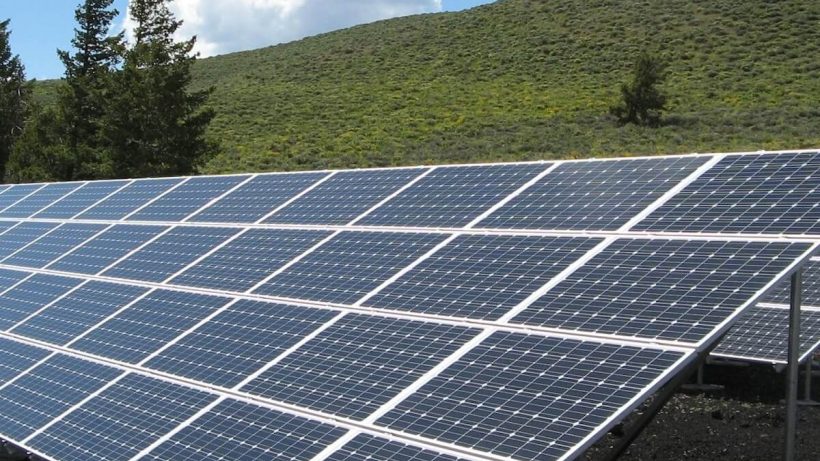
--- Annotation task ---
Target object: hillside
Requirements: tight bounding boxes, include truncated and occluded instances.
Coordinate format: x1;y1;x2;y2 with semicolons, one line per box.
35;0;820;173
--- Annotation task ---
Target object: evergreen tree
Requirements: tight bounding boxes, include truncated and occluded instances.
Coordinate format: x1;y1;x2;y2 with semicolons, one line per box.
57;0;123;179
103;0;216;178
610;52;667;127
0;19;29;181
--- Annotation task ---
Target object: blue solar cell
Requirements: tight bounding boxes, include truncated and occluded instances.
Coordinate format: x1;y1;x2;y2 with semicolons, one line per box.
189;172;327;223
13;282;148;346
0;182;82;218
0;337;51;383
70;290;231;363
254;231;447;304
127;175;251;222
242;314;479;419
0;184;44;211
28;373;217;461
170;229;332;292
512;239;812;342
713;306;820;363
357;164;548;228
327;434;467;461
142;398;346;461
0;275;83;330
0;222;60;256
2;223;107;268
0;220;19;234
477;156;709;230
46;224;168;275
0;354;122;439
146;300;337;387
0;269;32;292
364;235;602;320
34;180;128;219
102;226;240;283
378;332;687;461
635;152;820;234
76;178;182;220
265;168;425;225
764;260;820;306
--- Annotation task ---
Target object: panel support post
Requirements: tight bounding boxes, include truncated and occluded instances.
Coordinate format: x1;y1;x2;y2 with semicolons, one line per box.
784;269;801;461
805;357;812;402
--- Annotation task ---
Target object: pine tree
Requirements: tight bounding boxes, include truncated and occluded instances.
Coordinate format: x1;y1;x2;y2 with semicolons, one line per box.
57;0;123;179
0;19;29;181
103;0;216;178
610;52;667;127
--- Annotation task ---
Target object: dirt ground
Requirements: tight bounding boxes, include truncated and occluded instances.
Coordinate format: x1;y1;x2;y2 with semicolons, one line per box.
586;363;820;461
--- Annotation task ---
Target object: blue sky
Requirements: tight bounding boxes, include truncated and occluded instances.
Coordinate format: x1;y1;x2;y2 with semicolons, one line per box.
5;0;496;80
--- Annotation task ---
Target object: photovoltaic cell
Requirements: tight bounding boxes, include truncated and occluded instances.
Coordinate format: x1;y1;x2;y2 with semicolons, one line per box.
69;289;230;363
762;259;820;306
512;239;812;343
102;226;239;283
365;235;602;320
0;222;59;256
2;223;106;268
47;224;168;275
265;168;425;225
146;300;337;387
28;373;217;461
357;164;548;228
712;306;820;363
242;314;479;419
0;274;82;330
189;172;327;223
254;231;447;304
170;229;332;292
378;332;687;461
327;434;467;461
477;156;708;231
635;152;820;235
0;337;50;383
127;175;251;222
0;354;122;439
0;184;44;211
12;281;148;346
76;178;182;220
0;269;32;292
0;182;82;218
0;220;19;234
143;398;346;461
34;180;128;219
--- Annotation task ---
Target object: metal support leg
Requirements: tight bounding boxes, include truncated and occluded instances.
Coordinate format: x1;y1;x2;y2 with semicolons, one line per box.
805;357;812;402
697;364;704;386
784;269;801;461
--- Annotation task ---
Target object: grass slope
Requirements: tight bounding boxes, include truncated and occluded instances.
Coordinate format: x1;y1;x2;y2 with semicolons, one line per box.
35;0;820;173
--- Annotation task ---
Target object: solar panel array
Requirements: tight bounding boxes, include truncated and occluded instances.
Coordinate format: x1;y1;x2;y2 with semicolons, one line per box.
712;256;820;365
0;150;816;461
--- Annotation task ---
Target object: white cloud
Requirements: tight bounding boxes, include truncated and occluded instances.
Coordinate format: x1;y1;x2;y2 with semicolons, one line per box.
124;0;443;57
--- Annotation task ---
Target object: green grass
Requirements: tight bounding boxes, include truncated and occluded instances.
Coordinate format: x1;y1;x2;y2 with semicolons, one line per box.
33;0;820;174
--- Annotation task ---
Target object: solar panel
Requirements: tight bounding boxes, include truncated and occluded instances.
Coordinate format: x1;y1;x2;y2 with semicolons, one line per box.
357;164;548;228
242;314;479;419
145;300;337;387
635;152;820;234
26;373;217;461
363;235;602;320
763;258;820;306
76;178;183;220
34;180;128;219
188;172;327;223
127;175;251;222
102;226;239;283
253;231;448;304
477;156;708;230
265;168;426;225
0;151;815;461
141;398;346;461
12;281;148;346
0;354;122;439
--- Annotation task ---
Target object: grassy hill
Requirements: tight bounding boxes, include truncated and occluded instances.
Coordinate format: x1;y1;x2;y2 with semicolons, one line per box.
34;0;820;174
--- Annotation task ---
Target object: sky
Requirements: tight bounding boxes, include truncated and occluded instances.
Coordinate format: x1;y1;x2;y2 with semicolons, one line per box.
3;0;496;80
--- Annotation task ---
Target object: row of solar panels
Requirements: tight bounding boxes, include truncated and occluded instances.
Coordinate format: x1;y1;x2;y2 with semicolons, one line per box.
0;220;811;345
713;257;820;364
0;152;816;234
